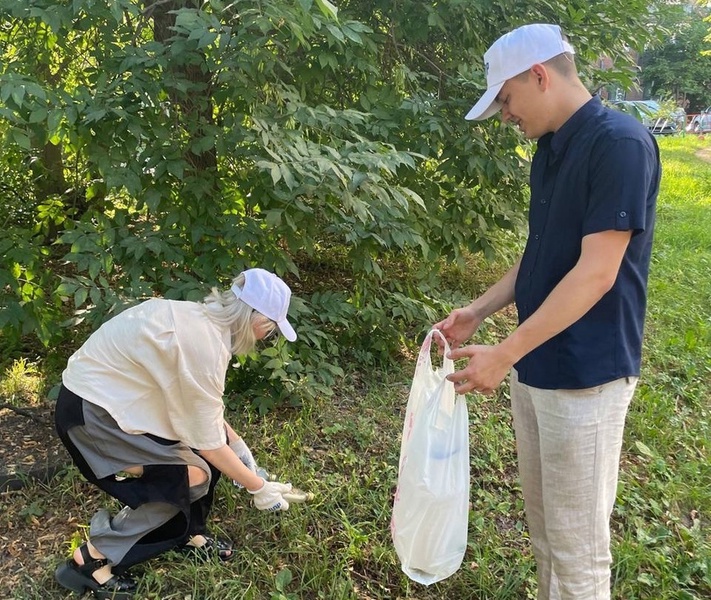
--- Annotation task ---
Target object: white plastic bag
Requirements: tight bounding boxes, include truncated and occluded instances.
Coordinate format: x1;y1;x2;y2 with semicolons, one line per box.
391;328;470;585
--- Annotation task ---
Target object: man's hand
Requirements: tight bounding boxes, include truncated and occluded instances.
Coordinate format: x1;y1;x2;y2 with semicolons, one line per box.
446;344;515;395
248;480;293;512
433;306;482;350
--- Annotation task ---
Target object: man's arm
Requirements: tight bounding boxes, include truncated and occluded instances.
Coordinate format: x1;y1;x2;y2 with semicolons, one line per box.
468;256;521;323
435;257;521;348
447;229;632;394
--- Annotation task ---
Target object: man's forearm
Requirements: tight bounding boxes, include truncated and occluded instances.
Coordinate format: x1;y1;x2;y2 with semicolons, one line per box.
469;256;521;321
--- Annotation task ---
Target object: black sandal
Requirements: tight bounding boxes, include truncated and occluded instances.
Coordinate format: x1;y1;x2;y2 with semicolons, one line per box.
180;535;235;562
55;544;136;600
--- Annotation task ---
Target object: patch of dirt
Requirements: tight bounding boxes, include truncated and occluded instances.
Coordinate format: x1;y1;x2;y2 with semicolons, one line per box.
697;146;711;163
0;404;70;492
0;403;79;597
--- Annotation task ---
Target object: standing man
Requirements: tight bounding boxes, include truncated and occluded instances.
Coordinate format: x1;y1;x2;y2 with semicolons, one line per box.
435;24;660;600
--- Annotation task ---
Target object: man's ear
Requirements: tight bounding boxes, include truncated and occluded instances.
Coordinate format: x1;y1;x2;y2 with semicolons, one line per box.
530;63;550;90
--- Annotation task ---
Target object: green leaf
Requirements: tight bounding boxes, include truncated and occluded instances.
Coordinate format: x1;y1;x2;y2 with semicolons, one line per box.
47;109;63;134
314;0;338;21
265;210;282;226
56;282;78;297
191;135;215;154
274;568;293;592
90;286;102;306
635;440;655;458
326;24;344;43
341;23;363;44
109;0;124;24
198;31;218;49
279;164;296;189
88;257;101;280
74;287;88;308
11;85;26;108
10;128;31;150
0;107;18;122
29;107;48;123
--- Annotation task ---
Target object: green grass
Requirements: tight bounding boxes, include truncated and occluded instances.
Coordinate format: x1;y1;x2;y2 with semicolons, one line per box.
0;357;44;406
611;135;711;600
1;136;710;599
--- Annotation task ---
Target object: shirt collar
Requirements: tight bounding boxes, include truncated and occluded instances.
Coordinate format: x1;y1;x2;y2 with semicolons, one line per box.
549;95;603;159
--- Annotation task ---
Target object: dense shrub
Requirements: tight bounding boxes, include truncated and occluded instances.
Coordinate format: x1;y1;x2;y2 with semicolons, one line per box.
0;0;666;409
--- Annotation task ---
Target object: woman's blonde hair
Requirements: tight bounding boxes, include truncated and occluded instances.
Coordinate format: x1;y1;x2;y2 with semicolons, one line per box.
202;273;276;355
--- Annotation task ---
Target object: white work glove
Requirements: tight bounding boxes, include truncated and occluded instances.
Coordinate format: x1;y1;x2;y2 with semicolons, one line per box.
230;438;257;473
248;480;293;512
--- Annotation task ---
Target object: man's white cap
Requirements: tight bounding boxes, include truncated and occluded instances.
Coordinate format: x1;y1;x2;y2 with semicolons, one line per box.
231;268;297;341
465;23;575;121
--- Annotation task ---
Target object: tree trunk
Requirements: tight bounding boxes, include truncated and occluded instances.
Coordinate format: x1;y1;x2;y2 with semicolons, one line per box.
148;0;217;174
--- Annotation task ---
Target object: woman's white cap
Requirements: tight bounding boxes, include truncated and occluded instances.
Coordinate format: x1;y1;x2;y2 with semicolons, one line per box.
231;268;297;341
465;24;575;121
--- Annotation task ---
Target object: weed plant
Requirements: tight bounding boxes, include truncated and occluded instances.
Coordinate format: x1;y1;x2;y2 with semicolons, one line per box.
0;137;709;599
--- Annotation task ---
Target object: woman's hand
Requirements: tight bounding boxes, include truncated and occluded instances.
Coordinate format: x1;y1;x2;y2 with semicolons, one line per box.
249;480;293;512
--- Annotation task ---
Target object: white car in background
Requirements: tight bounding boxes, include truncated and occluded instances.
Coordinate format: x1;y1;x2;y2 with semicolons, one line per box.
610;100;677;135
686;108;711;133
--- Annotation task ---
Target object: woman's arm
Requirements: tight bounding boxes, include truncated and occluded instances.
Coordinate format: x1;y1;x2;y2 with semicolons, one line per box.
198;444;263;491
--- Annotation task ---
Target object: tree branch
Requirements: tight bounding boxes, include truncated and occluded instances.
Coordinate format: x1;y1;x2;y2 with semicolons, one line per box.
0;403;51;426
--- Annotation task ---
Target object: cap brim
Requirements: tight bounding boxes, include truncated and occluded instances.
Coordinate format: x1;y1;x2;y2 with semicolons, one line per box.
465;82;504;121
277;319;297;342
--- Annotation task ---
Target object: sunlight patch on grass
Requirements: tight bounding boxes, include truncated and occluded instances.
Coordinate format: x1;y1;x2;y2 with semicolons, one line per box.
0;357;44;406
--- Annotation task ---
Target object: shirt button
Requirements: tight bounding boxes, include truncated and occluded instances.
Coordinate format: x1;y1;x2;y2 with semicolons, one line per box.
540;198;547;204
534;234;540;240
619;211;627;217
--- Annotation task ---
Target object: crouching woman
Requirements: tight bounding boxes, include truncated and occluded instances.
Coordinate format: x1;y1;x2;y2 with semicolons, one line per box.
54;268;297;599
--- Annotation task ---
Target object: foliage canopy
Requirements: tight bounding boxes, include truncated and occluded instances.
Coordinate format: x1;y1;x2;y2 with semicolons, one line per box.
640;2;711;112
0;0;668;409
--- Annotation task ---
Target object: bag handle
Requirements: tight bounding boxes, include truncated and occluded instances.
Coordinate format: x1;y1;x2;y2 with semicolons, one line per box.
416;328;454;375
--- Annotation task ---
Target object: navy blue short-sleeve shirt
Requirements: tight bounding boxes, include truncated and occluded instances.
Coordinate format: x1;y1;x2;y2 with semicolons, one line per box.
514;96;661;389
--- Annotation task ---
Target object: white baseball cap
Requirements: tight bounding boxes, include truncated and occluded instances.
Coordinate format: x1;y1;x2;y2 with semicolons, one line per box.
465;24;575;121
231;268;297;341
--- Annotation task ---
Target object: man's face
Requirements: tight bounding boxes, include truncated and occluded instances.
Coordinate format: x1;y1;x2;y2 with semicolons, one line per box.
495;70;548;139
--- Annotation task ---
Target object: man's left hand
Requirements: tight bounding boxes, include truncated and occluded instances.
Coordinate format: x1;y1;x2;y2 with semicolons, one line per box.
446;344;513;395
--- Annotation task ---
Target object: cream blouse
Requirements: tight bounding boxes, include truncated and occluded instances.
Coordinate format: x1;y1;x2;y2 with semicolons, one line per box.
62;298;232;450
